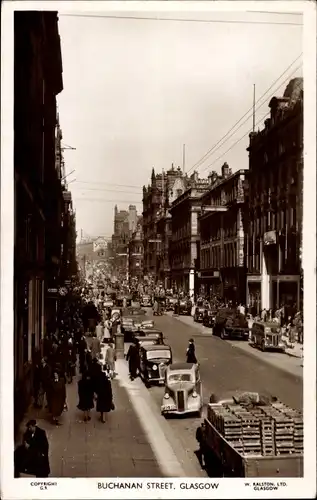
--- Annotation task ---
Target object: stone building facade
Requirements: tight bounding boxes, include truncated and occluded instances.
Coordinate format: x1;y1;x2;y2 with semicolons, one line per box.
111;205;139;279
246;77;303;314
169;173;209;296
142;165;187;286
199;164;248;304
128;219;144;280
14;11;64;432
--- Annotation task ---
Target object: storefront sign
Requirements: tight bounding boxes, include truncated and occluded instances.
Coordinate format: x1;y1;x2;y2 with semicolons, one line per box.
264;230;277;245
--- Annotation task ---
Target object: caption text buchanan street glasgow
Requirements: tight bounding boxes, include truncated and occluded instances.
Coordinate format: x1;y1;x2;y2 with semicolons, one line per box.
97;482;220;490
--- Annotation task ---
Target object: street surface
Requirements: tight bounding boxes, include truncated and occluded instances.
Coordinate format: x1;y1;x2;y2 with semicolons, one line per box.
166;311;303;378
17;308;303;479
120;307;302;478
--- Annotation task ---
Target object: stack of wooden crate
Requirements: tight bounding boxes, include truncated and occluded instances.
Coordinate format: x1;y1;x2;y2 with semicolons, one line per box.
271;403;303;454
230;407;261;455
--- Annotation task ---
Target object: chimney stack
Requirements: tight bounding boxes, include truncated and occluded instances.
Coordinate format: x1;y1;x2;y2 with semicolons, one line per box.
221;162;230;179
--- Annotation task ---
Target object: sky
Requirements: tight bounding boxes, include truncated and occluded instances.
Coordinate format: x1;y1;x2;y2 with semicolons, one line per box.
56;8;303;240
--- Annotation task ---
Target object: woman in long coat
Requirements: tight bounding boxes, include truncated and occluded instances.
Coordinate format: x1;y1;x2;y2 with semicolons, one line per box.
49;371;66;425
95;371;114;423
77;372;94;421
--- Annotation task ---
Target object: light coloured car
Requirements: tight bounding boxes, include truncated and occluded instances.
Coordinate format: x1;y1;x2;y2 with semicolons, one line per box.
161;363;203;417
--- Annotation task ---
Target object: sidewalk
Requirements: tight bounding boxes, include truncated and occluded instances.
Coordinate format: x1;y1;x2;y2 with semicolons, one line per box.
16;370;162;477
168;312;304;360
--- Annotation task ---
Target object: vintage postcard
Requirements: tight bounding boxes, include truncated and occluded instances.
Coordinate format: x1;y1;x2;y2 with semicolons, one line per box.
1;1;316;499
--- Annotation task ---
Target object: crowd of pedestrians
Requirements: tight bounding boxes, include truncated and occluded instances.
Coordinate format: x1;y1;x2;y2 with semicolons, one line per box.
14;290;118;478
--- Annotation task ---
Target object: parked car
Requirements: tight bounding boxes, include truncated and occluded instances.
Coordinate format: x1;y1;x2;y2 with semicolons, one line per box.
141;295;152;307
193;305;207;322
135;335;162;347
161;363;203;417
213;308;249;340
139;344;172;386
166;296;178;311
136;328;164;343
202;308;217;328
251;321;285;352
175;299;192;316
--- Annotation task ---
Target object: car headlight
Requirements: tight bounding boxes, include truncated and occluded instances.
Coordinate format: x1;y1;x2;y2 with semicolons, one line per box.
164;393;170;399
152;364;157;370
192;391;198;398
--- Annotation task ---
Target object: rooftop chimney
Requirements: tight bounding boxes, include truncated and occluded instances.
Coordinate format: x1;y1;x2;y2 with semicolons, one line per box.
221;162;230;179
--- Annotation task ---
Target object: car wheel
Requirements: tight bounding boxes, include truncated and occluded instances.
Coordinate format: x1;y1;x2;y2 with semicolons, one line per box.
220;328;226;340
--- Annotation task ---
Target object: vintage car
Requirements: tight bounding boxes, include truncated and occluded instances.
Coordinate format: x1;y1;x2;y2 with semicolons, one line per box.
161;363;203;417
202;307;217;328
140;295;152;307
193;304;207;322
175;299;192;316
136;328;164;342
135;335;162;348
165;296;178;311
139;344;172;386
251;321;286;352
213;308;249;340
138;319;155;331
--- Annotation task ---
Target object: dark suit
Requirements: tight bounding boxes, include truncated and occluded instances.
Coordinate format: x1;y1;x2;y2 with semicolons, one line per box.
14;426;50;477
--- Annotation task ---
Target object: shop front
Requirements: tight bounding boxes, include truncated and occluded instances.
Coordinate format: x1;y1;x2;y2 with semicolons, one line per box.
247;274;300;314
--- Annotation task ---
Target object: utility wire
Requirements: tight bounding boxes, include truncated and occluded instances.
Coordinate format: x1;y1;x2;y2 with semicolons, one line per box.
75;198;142;204
199;110;271;174
199;76;303;174
195;62;302;173
72;186;142;195
187;54;303;175
75;180;142;189
60;13;303;26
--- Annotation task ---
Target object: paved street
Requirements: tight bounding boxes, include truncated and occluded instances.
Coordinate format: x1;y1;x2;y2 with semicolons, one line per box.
166;311;303;378
120;307;303;478
16;308;303;479
152;312;303;411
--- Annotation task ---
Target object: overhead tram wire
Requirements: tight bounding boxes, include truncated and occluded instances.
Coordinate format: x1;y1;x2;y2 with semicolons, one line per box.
60;13;302;26
186;55;303;175
74;198;143;204
199;77;303;175
74;180;143;189
72;186;142;195
195;62;302;174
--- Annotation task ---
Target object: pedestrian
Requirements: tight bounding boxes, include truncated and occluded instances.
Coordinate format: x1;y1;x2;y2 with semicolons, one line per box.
96;321;104;340
261;308;267;322
40;357;52;409
104;318;112;342
126;339;140;380
95;370;115;423
105;342;117;378
33;354;42;409
14;419;50;478
77;371;94;422
90;333;101;360
195;422;207;469
49;371;66;425
186;338;197;364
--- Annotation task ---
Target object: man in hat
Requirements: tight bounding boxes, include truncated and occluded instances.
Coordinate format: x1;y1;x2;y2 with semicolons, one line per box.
14;419;50;477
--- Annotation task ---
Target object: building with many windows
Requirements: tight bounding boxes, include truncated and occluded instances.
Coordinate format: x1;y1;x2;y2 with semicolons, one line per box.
110;205;139;279
14;11;64;432
246;77;303;314
128;219;144;280
169;172;209;296
143;166;187;285
199;164;248;303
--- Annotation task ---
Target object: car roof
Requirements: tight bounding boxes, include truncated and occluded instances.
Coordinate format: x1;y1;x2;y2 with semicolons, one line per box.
142;328;162;334
167;362;195;371
141;343;170;351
